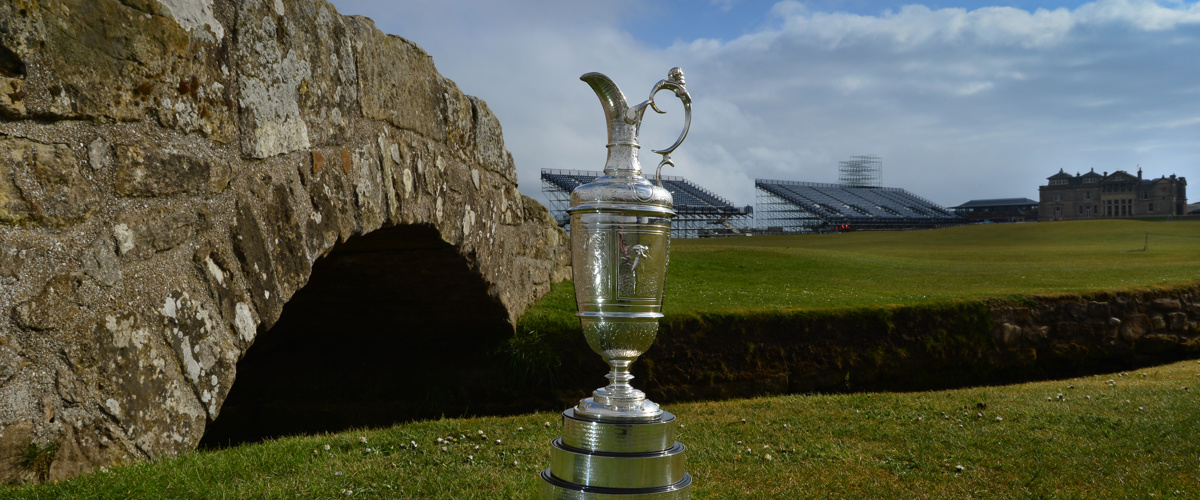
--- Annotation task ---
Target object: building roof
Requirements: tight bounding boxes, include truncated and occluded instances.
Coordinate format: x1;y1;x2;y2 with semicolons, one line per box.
951;198;1038;209
1047;169;1073;180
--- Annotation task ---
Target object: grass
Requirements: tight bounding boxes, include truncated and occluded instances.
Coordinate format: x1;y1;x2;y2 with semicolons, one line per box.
668;219;1199;310
8;359;1199;498
667;219;1199;311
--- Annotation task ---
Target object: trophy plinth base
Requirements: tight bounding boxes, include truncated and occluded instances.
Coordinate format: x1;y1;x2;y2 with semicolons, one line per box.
575;394;662;421
542;408;691;499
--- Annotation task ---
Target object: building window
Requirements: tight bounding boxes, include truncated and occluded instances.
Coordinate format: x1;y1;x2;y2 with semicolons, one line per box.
1078;206;1083;215
1149;203;1154;212
1054;194;1062;202
1085;191;1091;200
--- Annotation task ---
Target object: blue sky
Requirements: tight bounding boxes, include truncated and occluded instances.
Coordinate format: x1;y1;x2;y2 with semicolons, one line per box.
329;0;1199;209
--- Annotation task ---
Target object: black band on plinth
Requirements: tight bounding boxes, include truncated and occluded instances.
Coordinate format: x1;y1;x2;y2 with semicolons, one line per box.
541;469;693;495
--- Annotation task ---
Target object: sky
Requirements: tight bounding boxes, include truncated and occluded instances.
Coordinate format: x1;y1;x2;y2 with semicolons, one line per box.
327;0;1200;209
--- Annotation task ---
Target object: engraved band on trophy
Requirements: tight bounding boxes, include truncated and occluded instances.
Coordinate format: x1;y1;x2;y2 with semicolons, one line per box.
540;67;693;499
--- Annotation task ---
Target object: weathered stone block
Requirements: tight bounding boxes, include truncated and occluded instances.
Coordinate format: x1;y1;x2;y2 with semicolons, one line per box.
993;322;1022;347
1024;325;1050;342
1009;307;1032;324
1087;301;1110;319
111;211;199;261
1120;314;1149;342
81;236;121;287
468;96;518;183
1136;334;1180;354
0;137;98;227
0;334;22;386
113;145;231;197
0;243;38;280
1065;302;1087;321
236;0;357;158
0;420;35;483
0;0;235;138
349;17;449;141
1109;297;1129;316
95;307;207;459
11;274;85;331
192;244;258;348
1152;298;1182;310
1168;312;1188;332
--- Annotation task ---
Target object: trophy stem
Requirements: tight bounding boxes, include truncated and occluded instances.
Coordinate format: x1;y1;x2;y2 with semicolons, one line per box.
577;358;661;419
604;359;636;397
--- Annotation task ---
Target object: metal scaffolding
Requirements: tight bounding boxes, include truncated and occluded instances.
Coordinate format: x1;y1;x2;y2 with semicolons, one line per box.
541;169;753;238
754;179;964;233
754;184;825;232
838;154;882;188
541;169;583;227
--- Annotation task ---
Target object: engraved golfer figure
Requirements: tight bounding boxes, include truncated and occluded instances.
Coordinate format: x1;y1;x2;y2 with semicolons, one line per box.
627;243;649;292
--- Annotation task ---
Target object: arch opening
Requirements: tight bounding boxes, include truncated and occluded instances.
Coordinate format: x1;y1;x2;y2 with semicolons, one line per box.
200;223;540;448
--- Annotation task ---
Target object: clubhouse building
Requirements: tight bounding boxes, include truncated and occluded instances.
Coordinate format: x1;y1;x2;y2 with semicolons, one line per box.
1038;168;1187;221
950;198;1039;223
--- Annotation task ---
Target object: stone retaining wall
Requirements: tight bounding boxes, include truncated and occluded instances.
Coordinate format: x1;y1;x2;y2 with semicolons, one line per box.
620;285;1200;403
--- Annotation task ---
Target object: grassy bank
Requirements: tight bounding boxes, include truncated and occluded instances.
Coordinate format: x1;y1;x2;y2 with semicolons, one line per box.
8;359;1198;498
516;219;1200;392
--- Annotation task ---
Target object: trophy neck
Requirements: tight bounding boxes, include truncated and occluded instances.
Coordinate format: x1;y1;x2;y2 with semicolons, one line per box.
603;143;643;177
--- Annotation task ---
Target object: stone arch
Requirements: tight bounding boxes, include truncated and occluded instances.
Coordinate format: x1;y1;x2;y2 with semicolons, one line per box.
200;223;531;447
0;0;568;481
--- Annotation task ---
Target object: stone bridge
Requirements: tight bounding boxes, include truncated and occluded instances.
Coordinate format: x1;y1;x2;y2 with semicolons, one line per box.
0;0;569;482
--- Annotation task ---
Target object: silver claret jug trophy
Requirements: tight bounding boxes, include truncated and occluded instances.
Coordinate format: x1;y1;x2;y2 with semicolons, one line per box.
540;68;693;499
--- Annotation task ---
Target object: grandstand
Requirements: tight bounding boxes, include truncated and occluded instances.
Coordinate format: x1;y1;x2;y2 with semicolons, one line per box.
755;179;963;232
542;169;753;238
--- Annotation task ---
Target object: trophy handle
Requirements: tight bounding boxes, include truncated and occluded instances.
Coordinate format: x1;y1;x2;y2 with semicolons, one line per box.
625;68;691;186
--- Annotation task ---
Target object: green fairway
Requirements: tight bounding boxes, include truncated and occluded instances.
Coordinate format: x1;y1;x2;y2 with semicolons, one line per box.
9;360;1198;498
669;219;1199;311
644;219;1199;312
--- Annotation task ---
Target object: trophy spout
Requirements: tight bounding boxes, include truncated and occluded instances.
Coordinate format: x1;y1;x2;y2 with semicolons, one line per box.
580;69;692;181
581;72;642;175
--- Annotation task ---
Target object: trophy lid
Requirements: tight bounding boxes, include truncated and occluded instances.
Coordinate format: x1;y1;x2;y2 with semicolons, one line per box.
568;174;675;218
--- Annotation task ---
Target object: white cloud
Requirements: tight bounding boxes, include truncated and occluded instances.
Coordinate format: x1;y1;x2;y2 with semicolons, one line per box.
1075;0;1200;30
710;0;740;13
956;81;994;95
